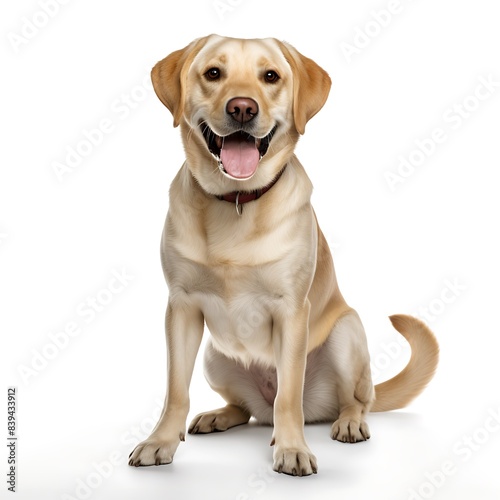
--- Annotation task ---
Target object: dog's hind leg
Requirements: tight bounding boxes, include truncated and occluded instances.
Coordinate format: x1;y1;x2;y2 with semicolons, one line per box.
188;340;274;434
327;311;375;443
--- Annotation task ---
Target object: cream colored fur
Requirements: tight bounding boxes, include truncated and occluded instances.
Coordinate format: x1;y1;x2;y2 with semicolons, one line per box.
128;35;439;476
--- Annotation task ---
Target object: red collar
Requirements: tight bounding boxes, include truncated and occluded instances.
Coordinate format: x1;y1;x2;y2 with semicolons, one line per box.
216;167;286;215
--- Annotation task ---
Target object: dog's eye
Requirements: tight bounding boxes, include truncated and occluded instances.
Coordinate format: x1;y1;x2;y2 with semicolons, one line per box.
264;70;280;83
205;68;221;81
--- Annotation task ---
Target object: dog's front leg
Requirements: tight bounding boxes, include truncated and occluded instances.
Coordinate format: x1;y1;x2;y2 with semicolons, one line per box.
271;301;317;476
129;300;203;466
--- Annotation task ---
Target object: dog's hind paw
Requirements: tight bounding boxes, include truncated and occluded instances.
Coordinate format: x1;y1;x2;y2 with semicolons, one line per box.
330;418;370;443
188;404;250;434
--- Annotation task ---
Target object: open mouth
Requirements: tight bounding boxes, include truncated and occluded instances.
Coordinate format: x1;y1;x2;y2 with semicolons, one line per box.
200;124;277;179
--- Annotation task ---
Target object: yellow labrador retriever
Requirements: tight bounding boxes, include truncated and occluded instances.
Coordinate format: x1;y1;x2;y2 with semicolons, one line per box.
128;34;439;476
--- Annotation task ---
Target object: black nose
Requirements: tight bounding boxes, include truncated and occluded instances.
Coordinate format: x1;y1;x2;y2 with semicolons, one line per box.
226;97;259;124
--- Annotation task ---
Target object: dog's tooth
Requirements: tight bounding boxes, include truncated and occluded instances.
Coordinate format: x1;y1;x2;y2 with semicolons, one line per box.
215;135;222;149
255;137;261;149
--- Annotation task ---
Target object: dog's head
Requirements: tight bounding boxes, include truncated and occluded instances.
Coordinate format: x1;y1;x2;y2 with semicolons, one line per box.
152;34;331;194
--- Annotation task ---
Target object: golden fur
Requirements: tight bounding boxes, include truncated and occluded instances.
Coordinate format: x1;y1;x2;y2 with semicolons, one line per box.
128;35;439;476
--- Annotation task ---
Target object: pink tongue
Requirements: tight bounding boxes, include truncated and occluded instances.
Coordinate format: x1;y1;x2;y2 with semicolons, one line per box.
220;135;259;179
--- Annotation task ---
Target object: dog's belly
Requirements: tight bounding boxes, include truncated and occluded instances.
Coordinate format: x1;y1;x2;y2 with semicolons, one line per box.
207;342;340;424
249;344;339;423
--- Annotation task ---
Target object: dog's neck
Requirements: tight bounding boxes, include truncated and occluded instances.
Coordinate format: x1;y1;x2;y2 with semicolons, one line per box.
215;167;287;215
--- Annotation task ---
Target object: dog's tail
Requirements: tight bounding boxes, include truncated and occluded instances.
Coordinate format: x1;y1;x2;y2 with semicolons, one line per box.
371;314;439;412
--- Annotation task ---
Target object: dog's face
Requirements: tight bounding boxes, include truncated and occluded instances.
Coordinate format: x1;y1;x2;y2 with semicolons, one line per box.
185;37;293;184
152;35;331;194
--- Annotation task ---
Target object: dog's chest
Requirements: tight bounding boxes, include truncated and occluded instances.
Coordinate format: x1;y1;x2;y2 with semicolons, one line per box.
164;198;317;365
186;263;283;365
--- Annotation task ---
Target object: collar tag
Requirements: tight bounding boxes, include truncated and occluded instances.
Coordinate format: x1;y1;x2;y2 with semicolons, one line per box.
235;192;243;216
216;166;286;215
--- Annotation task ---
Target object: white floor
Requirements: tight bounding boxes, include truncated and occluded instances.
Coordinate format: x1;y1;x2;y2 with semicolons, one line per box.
10;382;500;500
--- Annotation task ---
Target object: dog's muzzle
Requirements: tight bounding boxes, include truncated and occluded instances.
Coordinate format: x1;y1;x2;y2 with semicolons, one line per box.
200;124;278;180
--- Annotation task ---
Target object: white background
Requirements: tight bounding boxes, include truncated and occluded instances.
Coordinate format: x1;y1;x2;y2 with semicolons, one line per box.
1;1;500;499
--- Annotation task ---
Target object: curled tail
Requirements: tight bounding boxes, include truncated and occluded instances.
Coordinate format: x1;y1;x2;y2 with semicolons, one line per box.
371;314;439;412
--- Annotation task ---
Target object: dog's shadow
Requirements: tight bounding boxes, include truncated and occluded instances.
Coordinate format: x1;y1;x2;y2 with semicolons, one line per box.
186;410;425;452
131;411;430;491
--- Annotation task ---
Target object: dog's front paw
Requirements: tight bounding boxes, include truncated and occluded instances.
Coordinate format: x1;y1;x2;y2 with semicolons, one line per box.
330;418;370;443
272;446;318;476
128;433;183;467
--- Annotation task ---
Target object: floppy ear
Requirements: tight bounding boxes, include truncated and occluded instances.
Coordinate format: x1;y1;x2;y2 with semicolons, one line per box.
277;41;332;135
151;36;210;127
